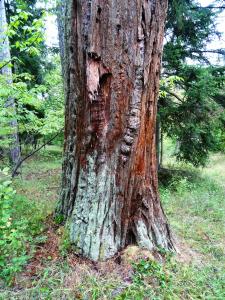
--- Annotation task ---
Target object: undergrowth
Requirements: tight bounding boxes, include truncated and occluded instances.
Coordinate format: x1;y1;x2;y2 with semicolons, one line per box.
0;168;46;285
0;149;224;299
116;256;224;300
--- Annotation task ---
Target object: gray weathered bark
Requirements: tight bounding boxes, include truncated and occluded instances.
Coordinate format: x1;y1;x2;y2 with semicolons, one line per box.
0;0;20;167
56;0;66;77
57;0;174;261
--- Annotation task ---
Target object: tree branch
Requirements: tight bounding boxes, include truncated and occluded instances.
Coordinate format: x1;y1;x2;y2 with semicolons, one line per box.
189;49;225;55
191;6;225;9
12;129;63;177
0;59;12;71
165;89;184;103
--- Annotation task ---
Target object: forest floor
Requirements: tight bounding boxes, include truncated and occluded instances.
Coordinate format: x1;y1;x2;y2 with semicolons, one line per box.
0;145;224;299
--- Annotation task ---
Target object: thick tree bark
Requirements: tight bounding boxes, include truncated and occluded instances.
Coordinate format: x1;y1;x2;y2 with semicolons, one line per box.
57;0;174;260
0;0;20;167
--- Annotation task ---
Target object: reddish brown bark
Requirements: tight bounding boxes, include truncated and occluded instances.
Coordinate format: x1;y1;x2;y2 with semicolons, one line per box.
57;0;174;260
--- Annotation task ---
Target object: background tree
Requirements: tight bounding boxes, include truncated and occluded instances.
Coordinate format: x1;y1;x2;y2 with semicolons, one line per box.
0;0;20;167
57;0;174;261
159;66;225;166
158;0;225;167
0;0;64;173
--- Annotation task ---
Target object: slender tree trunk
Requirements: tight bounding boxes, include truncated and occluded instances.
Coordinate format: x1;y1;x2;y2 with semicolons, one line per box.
57;0;174;261
56;0;66;77
0;0;20;167
156;117;160;169
160;129;163;168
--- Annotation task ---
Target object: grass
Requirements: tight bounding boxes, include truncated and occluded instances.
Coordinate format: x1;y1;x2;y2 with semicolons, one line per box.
0;145;224;299
158;154;225;299
13;145;62;214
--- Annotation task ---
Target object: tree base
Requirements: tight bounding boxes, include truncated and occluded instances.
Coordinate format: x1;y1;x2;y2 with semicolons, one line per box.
62;155;175;261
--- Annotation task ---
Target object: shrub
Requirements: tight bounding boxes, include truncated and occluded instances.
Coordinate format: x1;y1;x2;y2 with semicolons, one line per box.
0;168;44;285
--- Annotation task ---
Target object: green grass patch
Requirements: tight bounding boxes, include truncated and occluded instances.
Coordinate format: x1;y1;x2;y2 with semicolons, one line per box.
0;147;224;299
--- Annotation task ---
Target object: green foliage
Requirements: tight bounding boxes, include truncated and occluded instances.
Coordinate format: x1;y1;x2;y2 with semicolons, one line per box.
159;0;225;167
116;258;225;299
38;56;64;137
0;55;64;155
165;0;221;69
0;0;63;164
7;9;45;56
0;168;45;285
132;259;170;287
5;0;51;85
54;213;64;225
58;225;72;257
116;259;173;300
159;66;225;166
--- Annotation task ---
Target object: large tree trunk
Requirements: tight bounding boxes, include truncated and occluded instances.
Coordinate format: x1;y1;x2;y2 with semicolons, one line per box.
0;0;20;167
57;0;174;261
